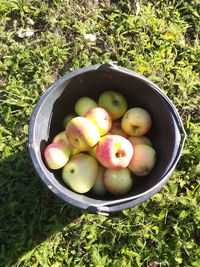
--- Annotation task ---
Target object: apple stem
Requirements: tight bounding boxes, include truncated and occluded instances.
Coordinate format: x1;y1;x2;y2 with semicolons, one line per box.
116;151;125;158
132;126;139;133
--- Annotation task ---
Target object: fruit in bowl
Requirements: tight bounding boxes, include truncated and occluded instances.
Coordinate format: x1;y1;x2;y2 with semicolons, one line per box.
109;119;129;138
65;117;100;151
63;113;76;128
96;134;133;169
121;107;152;136
85;107;112;136
53;131;80;155
44;143;70;170
75;96;97;116
98;91;127;120
103;168;133;195
43;91;156;197
128;144;156;176
91;165;107;196
62;154;98;193
128;136;152;147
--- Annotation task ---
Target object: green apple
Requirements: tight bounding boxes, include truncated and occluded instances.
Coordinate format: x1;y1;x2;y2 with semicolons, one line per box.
88;144;98;160
128;144;156;176
85;107;112;136
103;168;133;195
98;91;127;120
62;154;98;193
65;117;100;151
91;165;107;196
75;97;97;116
121;107;152;136
44;143;70;170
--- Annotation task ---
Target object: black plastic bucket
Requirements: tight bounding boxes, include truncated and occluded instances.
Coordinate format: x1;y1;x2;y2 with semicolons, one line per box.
28;63;186;215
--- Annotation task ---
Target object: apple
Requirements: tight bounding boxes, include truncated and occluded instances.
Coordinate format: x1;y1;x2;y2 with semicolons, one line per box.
121;107;152;136
96;134;133;169
98;91;127;120
85;107;112;136
91;165;107;196
75;97;97;116
62;154;98;193
44;143;70;170
63;113;76;128
109;119;129;138
52;131;80;155
128;144;156;176
52;131;68;145
128;136;152;147
65;117;100;151
88;144;98;160
103;168;133;195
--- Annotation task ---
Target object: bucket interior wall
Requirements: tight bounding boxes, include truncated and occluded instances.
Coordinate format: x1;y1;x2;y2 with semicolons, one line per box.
34;69;180;203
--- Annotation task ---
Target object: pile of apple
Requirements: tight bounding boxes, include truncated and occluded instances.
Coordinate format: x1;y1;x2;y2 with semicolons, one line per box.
44;91;156;196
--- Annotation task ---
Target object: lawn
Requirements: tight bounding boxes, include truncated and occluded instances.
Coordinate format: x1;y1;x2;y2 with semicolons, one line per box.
0;0;200;266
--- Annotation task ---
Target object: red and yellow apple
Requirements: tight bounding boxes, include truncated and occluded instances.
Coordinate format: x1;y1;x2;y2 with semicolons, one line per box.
98;91;127;120
44;143;70;170
121;107;152;136
96;134;133;169
52;131;68;145
62;154;98;193
85;107;112;136
65;117;100;151
75;97;97;116
128;144;156;176
103;168;133;195
52;131;80;155
128;136;152;147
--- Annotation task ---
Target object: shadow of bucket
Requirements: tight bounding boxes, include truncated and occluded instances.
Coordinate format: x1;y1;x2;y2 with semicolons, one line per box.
28;63;186;215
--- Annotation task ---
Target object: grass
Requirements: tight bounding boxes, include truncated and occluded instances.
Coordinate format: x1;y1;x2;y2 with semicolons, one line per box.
0;0;200;266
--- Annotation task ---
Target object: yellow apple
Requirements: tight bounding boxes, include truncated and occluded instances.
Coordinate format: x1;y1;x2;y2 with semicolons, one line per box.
121;107;152;136
62;154;98;193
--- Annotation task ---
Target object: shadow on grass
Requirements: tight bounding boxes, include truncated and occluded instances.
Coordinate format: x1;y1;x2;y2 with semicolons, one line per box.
0;147;83;266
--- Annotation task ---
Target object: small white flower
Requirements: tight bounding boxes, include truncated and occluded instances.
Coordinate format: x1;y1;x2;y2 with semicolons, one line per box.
26;18;35;25
16;28;35;38
83;33;96;42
